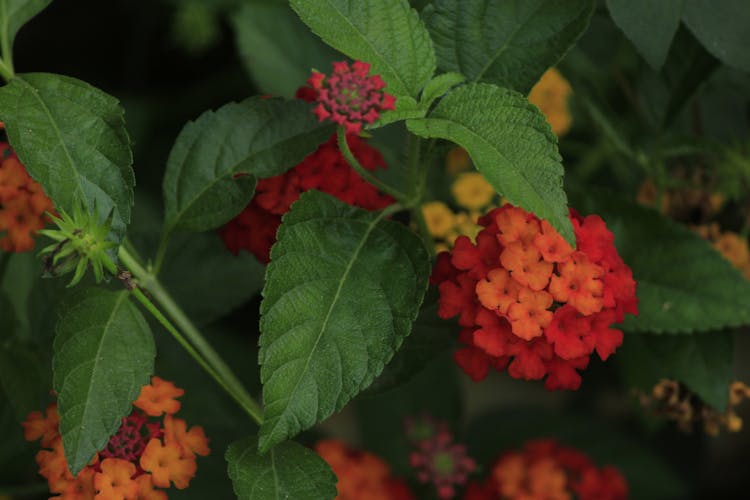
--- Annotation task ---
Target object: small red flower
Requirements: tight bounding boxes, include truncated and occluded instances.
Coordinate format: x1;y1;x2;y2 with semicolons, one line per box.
432;203;638;390
306;61;396;134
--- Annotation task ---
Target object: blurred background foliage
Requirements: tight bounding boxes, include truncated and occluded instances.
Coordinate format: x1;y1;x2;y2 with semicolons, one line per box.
1;0;750;498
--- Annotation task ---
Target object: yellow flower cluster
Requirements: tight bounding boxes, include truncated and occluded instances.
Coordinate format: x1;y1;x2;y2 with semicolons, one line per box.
528;68;573;137
638;379;750;436
422;173;500;252
694;223;750;281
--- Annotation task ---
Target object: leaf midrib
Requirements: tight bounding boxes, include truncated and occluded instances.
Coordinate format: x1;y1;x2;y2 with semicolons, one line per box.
61;292;128;472
316;0;411;95
262;209;389;443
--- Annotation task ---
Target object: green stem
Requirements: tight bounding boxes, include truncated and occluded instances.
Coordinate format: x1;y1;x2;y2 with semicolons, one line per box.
0;58;12;82
118;246;264;425
152;228;170;276
337;127;408;202
405;133;436;255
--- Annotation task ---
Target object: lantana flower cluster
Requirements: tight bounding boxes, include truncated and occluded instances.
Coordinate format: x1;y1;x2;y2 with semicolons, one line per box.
308;60;396;133
0;140;55;252
432;204;638;390
22;376;209;499
463;439;627;500
221;81;394;263
638;379;750;436
315;439;414;500
404;415;476;499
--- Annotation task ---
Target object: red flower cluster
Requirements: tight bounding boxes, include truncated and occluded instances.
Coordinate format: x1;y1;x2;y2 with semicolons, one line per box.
307;61;396;134
463;439;628;500
220;134;393;263
405;415;475;499
432;204;637;390
0;140;55;252
22;377;209;499
315;439;414;500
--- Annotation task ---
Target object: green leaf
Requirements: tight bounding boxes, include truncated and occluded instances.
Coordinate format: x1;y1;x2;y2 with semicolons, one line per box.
420;71;465;109
619;331;733;410
230;2;340;98
53;289;155;475
407;83;574;244
163;97;331;232
370;95;424;129
606;0;684;70
0;0;52;59
0;73;134;241
258;190;430;452
570;188;750;334
682;0;750;72
425;0;595;93
226;436;338;500
289;0;436;98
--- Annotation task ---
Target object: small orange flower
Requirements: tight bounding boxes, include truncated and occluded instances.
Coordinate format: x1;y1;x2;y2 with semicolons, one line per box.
134;475;168;500
500;243;553;291
507;288;554;340
140;439;197;489
534;220;574;263
133;376;185;417
22;403;60;447
94;458;138;500
495;206;539;246
549;253;604;315
58;467;97;500
163;415;210;458
476;268;521;314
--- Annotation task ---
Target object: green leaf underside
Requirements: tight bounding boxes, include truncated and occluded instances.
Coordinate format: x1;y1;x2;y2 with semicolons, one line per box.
0;0;52;58
425;0;595;93
682;0;750;72
289;0;436;98
258;191;430;452
0;73;134;241
606;0;684;70
231;3;340;98
163;97;332;232
53;289;155;475
572;189;750;334
226;436;338;500
619;331;733;411
407;83;574;245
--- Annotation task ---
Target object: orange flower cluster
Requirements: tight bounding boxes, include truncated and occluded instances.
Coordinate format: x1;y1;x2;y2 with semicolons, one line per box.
463;440;627;500
0;141;54;252
432;204;638;390
315;440;414;500
22;376;209;499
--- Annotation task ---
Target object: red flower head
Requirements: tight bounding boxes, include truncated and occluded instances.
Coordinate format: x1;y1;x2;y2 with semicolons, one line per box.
463;439;628;500
432;204;638;390
306;60;396;134
23;376;209;499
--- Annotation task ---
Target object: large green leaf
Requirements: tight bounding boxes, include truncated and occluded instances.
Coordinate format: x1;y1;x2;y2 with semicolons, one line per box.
258;190;430;452
231;2;340;98
407;83;574;244
619;331;733;411
0;0;52;59
571;189;750;334
425;0;595;93
163;97;331;232
606;0;684;70
53;289;155;475
682;0;750;72
289;0;436;98
0;73;134;240
226;436;337;500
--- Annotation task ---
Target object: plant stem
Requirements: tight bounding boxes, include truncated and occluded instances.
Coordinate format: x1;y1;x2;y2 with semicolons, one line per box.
0;58;12;82
337;126;408;202
118;246;264;425
152;228;170;275
405;133;436;255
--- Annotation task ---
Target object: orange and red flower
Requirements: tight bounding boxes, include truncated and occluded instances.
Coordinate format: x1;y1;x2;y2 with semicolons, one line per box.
432;204;638;390
23;376;208;499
